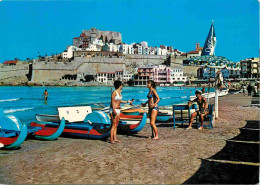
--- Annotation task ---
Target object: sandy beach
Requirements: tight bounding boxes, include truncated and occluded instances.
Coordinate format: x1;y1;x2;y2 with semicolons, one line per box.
0;93;259;184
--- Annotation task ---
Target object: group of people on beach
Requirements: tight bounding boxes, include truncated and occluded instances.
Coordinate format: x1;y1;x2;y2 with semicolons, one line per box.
109;80;209;144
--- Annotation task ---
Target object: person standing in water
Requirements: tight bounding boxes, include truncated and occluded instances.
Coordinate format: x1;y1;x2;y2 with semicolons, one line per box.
110;80;133;144
142;80;160;140
43;90;48;102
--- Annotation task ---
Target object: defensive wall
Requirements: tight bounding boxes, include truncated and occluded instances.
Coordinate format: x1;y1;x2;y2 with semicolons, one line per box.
0;55;200;85
0;64;30;85
124;54;166;71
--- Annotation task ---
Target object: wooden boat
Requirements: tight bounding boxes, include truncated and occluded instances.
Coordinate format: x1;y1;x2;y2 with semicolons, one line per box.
46;110;111;139
219;89;229;96
35;106;92;123
35;114;60;123
0;114;28;149
27;118;65;141
121;108;146;116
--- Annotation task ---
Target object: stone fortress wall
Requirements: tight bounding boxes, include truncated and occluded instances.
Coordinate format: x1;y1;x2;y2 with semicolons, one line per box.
0;54;199;85
83;28;122;44
0;64;30;85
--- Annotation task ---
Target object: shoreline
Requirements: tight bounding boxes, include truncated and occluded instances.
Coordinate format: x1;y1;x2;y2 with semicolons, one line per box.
0;93;259;184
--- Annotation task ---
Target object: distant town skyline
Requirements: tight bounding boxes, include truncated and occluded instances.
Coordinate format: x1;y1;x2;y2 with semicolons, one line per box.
0;0;258;62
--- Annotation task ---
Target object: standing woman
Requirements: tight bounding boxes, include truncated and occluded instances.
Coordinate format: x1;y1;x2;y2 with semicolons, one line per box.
110;80;133;144
142;80;160;140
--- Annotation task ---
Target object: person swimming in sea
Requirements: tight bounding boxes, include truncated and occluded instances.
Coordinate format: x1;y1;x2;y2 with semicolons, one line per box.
186;90;209;130
110;80;133;144
142;80;160;140
43;89;48;102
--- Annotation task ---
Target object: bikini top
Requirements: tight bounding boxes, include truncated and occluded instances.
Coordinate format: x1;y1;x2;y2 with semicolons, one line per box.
147;93;153;99
115;91;122;101
147;91;157;101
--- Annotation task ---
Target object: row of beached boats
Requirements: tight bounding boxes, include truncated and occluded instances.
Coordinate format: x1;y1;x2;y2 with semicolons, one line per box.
0;106;148;149
0;89;230;149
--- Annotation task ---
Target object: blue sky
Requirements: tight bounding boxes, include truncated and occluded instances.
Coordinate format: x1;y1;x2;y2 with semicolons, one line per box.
0;0;258;62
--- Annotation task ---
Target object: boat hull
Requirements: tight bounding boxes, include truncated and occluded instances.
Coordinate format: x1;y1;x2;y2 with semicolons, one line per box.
35;114;60;123
46;122;111;140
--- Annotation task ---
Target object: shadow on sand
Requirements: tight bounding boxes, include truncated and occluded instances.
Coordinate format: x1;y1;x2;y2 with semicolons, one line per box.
183;120;260;184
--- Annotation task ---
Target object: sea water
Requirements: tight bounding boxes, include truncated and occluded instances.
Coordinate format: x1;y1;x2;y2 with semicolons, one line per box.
0;86;214;124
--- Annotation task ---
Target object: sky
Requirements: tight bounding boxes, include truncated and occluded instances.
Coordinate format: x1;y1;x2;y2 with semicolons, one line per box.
0;0;259;62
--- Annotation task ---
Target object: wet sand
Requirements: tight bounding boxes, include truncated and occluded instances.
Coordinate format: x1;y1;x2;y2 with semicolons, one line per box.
0;93;259;184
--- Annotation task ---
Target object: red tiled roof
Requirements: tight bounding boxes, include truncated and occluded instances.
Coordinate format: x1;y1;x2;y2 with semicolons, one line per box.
188;50;200;54
73;37;79;39
3;60;18;65
80;33;89;38
181;53;187;56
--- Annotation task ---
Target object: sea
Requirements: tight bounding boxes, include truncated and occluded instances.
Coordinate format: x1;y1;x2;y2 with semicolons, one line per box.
0;86;214;124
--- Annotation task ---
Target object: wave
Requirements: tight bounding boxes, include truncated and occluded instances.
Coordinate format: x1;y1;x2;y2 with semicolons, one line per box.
137;99;147;102
161;97;171;99
4;107;34;114
0;98;20;103
181;96;187;99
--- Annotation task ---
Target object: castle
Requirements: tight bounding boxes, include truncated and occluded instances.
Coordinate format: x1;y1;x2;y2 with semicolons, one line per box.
73;27;122;48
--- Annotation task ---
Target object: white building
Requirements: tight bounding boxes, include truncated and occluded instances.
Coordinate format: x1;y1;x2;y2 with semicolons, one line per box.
161;48;168;56
138;45;142;55
170;69;187;83
103;43;119;52
122;70;134;82
156;47;161;55
115;70;123;81
128;45;135;54
140;41;148;47
96;72;115;84
62;46;78;59
85;44;99;51
149;47;155;55
119;44;129;54
143;46;149;55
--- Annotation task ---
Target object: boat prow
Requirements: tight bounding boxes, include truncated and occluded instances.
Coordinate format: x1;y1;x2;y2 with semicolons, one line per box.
118;113;147;134
28;118;65;141
0;115;28;149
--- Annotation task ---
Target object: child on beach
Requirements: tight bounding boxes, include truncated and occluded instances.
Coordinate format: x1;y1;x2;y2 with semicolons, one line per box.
110;80;133;144
186;90;209;130
142;80;160;140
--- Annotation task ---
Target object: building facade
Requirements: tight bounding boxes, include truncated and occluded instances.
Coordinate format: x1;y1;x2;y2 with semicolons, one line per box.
170;69;187;83
240;57;260;78
134;65;187;86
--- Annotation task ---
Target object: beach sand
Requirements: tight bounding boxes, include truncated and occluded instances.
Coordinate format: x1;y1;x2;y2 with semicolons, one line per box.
0;93;259;184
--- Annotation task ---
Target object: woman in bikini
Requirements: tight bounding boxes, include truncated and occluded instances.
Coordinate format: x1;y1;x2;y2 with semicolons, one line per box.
142;80;160;140
110;80;133;144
